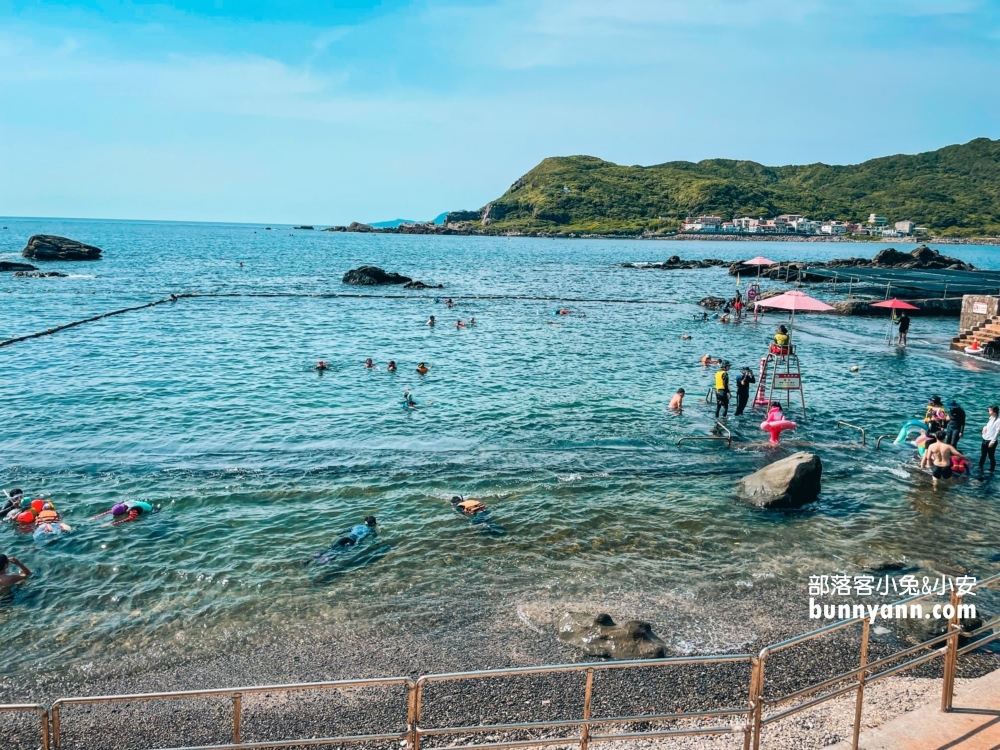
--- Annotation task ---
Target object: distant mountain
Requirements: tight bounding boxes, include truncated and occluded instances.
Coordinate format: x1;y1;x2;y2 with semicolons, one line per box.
472;137;1000;237
369;218;420;228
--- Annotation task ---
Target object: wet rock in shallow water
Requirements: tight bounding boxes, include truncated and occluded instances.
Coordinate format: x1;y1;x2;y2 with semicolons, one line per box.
22;234;102;261
894;612;983;648
557;612;668;659
698;296;728;310
342;266;412;285
0;261;38;272
13;270;68;278
403;280;443;289
737;452;822;508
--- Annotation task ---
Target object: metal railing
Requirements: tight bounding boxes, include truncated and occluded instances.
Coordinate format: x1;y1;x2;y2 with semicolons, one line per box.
5;573;998;750
835;421;867;446
677;421;732;447
874;434;896;450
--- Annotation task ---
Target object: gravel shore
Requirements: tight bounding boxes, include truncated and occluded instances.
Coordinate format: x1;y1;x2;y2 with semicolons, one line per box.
2;581;996;750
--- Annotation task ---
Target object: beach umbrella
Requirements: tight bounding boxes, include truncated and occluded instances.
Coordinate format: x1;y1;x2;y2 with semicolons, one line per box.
757;290;835;343
871;298;919;343
742;256;776;282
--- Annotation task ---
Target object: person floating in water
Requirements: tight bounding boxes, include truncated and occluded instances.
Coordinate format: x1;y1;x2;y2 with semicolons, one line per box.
445;298;455;308
387;360;397;373
427;316;436;326
312;516;377;564
365;358;377;369
403;388;417;408
456;319;466;329
669;388;685;411
468;317;476;327
92;501;155;525
1;489;23;517
451;495;487;515
701;354;721;366
313;360;330;372
416;362;429;375
0;554;31;597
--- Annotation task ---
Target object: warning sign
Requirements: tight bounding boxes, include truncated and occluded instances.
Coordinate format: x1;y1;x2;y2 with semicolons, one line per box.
973;302;989;314
774;373;801;390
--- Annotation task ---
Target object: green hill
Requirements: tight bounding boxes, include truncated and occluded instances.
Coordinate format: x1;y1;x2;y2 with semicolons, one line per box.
471;137;1000;237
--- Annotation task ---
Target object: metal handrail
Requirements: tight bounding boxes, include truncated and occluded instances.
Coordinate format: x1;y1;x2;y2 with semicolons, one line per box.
836;421;867;445
8;575;999;750
677;421;732;447
874;434;896;450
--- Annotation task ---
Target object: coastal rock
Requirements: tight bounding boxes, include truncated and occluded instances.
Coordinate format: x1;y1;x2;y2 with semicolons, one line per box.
293;225;315;230
342;266;412;286
323;226;348;232
558;612;668;659
14;270;68;278
832;297;963;316
737;452;823;508
0;261;38;272
895;611;983;648
403;280;443;290
729;245;974;278
347;222;374;233
22;235;102;261
622;257;727;270
698;296;728;310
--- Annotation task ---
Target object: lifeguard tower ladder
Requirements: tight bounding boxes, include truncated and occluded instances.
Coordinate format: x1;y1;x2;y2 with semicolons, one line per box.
753;347;807;417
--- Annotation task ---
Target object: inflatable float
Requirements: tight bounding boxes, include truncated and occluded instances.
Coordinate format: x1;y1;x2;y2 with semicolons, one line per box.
965;339;982;355
760;418;796;444
894;419;928;445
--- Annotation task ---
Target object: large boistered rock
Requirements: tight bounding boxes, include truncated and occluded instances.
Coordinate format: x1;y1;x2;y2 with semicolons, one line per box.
699;296;728;310
558;612;668;659
342;266;413;285
22;235;102;261
347;222;374;233
0;261;37;272
737;452;822;508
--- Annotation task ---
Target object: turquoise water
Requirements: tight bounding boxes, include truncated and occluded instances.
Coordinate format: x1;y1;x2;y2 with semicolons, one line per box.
1;219;999;677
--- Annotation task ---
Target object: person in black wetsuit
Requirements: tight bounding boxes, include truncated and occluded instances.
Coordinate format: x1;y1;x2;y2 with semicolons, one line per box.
945;400;966;447
714;361;731;418
734;367;756;416
896;312;910;346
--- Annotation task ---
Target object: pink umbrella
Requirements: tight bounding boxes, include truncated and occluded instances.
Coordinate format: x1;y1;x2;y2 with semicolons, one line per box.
743;256;776;266
871;298;919;343
756;290;834;344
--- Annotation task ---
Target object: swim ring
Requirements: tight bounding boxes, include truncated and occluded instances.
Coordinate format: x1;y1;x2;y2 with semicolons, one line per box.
894;420;928;445
760;418;796;444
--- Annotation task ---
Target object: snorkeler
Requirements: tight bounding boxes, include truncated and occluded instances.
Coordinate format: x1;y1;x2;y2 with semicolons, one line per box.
451;495;487;515
365;358;377;369
312;516;378;564
91;501;155;525
416;362;429;375
313;360;330;372
1;489;23;517
387;360;397;373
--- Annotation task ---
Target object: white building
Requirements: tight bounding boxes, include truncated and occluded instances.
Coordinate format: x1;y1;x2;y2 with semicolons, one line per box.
868;213;887;226
895;220;915;235
682;216;723;232
791;218;818;234
821;221;848;236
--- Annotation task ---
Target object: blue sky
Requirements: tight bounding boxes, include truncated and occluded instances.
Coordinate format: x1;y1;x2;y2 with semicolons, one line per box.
1;0;998;224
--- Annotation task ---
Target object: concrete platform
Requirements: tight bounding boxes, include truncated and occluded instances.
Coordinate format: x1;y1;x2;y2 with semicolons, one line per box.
825;668;1000;749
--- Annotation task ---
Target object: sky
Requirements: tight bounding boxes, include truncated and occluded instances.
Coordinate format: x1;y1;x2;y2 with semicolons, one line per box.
0;0;999;224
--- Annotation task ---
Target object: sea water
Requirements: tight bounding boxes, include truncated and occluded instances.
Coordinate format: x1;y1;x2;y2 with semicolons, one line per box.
1;219;998;678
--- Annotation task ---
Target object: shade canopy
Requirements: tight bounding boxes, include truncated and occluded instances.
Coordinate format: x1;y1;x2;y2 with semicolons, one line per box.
870;298;919;311
743;256;776;266
756;290;835;313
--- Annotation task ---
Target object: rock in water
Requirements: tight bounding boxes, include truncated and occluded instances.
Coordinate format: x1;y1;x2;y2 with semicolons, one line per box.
22;235;102;261
698;296;728;310
0;261;38;272
342;266;413;286
558;612;667;659
402;280;444;289
737;452;822;508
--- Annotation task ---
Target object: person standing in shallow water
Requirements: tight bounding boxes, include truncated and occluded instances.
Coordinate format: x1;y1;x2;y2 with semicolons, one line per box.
980;405;999;474
896;312;910;346
734;366;755;416
714;361;731;418
0;554;31;597
945;400;965;447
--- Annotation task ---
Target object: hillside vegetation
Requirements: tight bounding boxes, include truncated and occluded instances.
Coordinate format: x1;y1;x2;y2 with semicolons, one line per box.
471;138;1000;236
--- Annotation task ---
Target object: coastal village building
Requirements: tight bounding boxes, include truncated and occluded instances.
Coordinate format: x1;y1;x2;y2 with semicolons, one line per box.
681;215;723;232
895;220;916;234
868;213;888;226
680;213;917;236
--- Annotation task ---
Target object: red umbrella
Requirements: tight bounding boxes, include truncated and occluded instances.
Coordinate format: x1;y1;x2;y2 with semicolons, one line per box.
871;298;918;344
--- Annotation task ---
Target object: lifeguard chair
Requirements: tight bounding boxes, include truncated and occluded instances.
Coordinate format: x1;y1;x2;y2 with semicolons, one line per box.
753;344;807;416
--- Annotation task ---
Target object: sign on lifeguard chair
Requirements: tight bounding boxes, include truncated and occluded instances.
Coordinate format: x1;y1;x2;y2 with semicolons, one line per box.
774;373;801;390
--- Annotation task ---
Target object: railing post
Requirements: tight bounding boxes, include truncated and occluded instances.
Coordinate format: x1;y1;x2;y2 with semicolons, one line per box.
751;653;767;750
41;708;51;750
744;657;760;750
406;680;418;749
232;693;242;745
941;590;961;712
52;704;61;750
851;618;871;750
580;668;594;750
413;679;425;750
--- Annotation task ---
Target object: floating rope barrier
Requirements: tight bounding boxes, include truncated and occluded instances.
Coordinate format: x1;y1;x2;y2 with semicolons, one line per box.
0;290;683;348
0;293;195;349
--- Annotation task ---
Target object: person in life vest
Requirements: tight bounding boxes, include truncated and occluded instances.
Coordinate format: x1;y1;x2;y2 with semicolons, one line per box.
714;361;732;418
770;325;790;355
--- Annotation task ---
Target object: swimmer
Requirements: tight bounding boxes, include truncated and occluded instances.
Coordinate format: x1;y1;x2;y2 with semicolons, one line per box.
403;389;417;408
365;358;377;369
680;334;692;340
312;516;377;564
456;319;466;329
451;495;487;515
445;298;455;308
313;360;330;371
387;360;397;373
1;489;23;517
239;262;244;268
416;362;429;375
701;354;721;366
720;315;730;324
669;389;685;411
91;501;155;525
0;554;31;597
427;315;436;326
557;308;571;315
468;317;476;327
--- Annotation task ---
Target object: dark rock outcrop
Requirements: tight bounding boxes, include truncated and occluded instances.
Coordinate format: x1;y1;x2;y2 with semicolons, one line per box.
14;271;68;278
342;266;412;286
622;257;727;270
293;225;315;230
22;235;102;261
0;261;38;272
729;245;974;278
347;222;374;233
403;280;443;290
558;612;668;659
737;452;823;508
323;226;348;232
698;296;729;310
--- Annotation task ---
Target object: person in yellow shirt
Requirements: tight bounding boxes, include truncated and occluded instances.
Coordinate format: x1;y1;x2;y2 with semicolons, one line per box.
714;361;731;418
